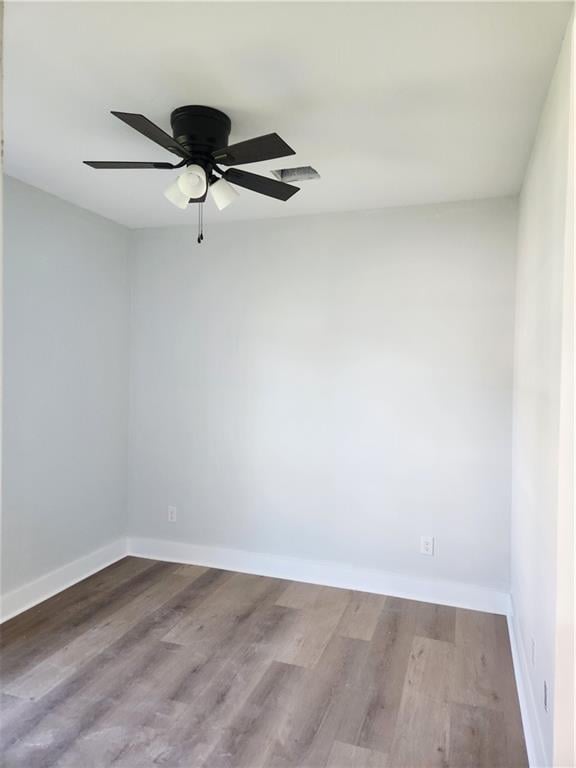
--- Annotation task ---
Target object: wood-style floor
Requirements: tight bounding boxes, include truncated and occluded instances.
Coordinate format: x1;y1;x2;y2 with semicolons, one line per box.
0;557;527;768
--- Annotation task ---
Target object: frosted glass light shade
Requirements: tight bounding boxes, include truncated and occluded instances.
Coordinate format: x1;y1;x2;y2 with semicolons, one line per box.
210;178;239;211
164;179;190;209
177;164;207;199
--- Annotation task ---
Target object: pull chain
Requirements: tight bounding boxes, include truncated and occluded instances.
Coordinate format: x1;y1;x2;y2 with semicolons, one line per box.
197;203;204;244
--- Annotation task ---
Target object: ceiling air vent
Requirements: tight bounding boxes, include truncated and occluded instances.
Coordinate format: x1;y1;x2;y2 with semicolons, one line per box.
271;166;320;183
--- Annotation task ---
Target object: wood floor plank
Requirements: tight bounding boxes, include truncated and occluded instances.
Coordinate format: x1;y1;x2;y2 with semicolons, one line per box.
273;585;351;668
336;591;387;641
327;741;388;768
0;558;157;648
0;567;231;759
450;609;528;766
164;572;286;648
383;596;456;643
2;564;207;699
0;557;156;646
447;702;509;768
202;661;305;768
0;560;175;686
2;651;178;766
265;635;370;768
53;723;162;768
0;692;30;748
136;606;298;766
387;636;453;768
0;565;527;768
455;606;499;647
276;581;326;608
339;605;415;751
450;632;503;710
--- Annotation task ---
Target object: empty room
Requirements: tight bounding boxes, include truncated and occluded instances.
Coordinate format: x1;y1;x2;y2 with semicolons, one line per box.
1;2;574;767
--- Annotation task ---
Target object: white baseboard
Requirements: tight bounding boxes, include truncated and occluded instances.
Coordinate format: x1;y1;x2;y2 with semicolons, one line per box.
0;538;127;623
507;609;549;768
127;536;510;616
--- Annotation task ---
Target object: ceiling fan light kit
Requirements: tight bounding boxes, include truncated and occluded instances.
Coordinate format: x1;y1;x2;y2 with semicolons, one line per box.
209;177;240;211
163;178;190;210
176;164;207;199
85;105;312;243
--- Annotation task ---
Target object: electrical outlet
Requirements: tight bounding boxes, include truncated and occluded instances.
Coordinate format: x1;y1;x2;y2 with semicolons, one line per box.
531;638;535;667
420;536;435;556
167;506;177;523
544;680;548;712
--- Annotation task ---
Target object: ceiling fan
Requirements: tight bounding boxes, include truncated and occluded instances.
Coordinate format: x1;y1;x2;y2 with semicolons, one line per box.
84;106;305;242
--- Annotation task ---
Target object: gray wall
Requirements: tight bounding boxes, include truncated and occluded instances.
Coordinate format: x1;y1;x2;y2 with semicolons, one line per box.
2;177;130;593
2;181;518;599
511;20;574;765
128;198;517;591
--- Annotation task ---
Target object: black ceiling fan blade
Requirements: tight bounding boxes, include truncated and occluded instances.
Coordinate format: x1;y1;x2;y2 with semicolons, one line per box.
224;168;299;201
111;111;190;159
213;133;295;166
84;161;178;169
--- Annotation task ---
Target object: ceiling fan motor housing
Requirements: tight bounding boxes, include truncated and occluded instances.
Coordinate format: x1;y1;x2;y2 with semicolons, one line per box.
170;106;231;169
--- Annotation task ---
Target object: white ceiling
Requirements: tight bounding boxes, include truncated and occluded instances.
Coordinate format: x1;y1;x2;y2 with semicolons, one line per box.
4;1;572;228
